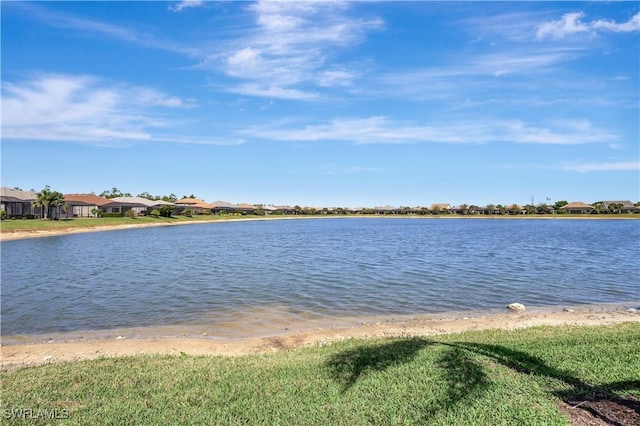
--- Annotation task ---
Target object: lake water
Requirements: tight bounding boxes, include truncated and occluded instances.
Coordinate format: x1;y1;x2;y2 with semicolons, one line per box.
1;218;639;342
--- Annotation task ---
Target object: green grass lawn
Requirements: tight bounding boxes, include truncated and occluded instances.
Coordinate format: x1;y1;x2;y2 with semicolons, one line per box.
2;323;638;425
0;215;243;232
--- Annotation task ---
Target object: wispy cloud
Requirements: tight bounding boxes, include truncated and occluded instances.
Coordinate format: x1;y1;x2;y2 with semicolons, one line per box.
224;83;319;101
462;10;552;42
537;12;640;40
315;164;382;175
560;161;640;173
371;46;585;103
1;74;242;146
8;2;202;57
215;1;382;99
243;116;617;145
169;0;204;13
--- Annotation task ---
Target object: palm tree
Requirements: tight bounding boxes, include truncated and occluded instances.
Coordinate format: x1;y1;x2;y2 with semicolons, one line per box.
33;186;53;219
609;203;624;214
33;186;66;219
486;204;495;215
49;191;66;220
537;203;551;214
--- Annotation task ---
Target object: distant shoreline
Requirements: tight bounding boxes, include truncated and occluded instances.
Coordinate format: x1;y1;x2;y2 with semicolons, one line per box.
1;214;638;242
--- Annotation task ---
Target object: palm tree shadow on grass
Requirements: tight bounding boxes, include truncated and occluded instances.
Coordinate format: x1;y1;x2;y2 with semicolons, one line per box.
325;338;436;392
452;342;640;425
325;338;490;421
325;338;639;424
419;344;490;421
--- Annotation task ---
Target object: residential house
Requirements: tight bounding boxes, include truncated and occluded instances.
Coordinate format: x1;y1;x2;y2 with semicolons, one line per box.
175;198;208;214
63;194;114;217
0;187;37;218
560;201;595;214
599;200;638;214
506;204;527;215
209;200;239;215
480;205;501;215
430;204;452;214
374;205;402;214
107;196;174;216
236;203;257;215
271;205;296;215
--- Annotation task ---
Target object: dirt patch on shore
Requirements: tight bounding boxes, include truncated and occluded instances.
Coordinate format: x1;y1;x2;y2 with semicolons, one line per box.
3;308;638;369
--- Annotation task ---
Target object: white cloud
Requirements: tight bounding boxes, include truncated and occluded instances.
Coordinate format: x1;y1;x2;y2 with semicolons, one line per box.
592;13;640;33
242;116;618;145
537;12;640;40
169;0;204;13
1;74;240;146
13;2;380;101
218;0;382;99
561;161;640;173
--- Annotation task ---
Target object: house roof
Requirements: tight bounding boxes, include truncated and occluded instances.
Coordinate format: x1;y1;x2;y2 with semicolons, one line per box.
0;187;36;201
236;203;256;209
601;200;635;208
176;198;205;205
108;196;173;207
195;202;217;209
430;204;451;209
561;202;594;209
210;200;237;208
63;194;113;206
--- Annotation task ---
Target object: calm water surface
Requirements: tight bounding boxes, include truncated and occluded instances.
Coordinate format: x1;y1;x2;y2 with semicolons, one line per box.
2;218;639;340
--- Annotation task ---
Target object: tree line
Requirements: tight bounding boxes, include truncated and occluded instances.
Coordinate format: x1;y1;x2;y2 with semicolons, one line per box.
5;186;639;220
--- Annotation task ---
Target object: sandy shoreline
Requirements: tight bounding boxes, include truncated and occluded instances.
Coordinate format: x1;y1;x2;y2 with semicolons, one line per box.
3;305;638;369
0;218;264;242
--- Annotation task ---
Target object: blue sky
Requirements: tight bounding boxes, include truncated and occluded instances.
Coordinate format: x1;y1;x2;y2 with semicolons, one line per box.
1;1;638;207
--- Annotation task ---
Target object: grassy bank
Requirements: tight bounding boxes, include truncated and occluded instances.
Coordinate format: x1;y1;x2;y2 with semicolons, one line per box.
2;323;639;425
0;215;239;233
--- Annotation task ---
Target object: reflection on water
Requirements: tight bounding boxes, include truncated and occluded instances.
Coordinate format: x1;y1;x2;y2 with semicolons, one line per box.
2;218;639;341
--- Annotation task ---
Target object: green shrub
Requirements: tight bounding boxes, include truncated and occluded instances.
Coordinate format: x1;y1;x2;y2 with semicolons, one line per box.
101;212;124;218
150;209;160;218
159;205;173;218
0;210;6;220
124;210;136;218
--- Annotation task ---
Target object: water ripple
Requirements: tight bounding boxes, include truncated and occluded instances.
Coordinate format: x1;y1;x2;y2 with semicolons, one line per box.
2;218;639;336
